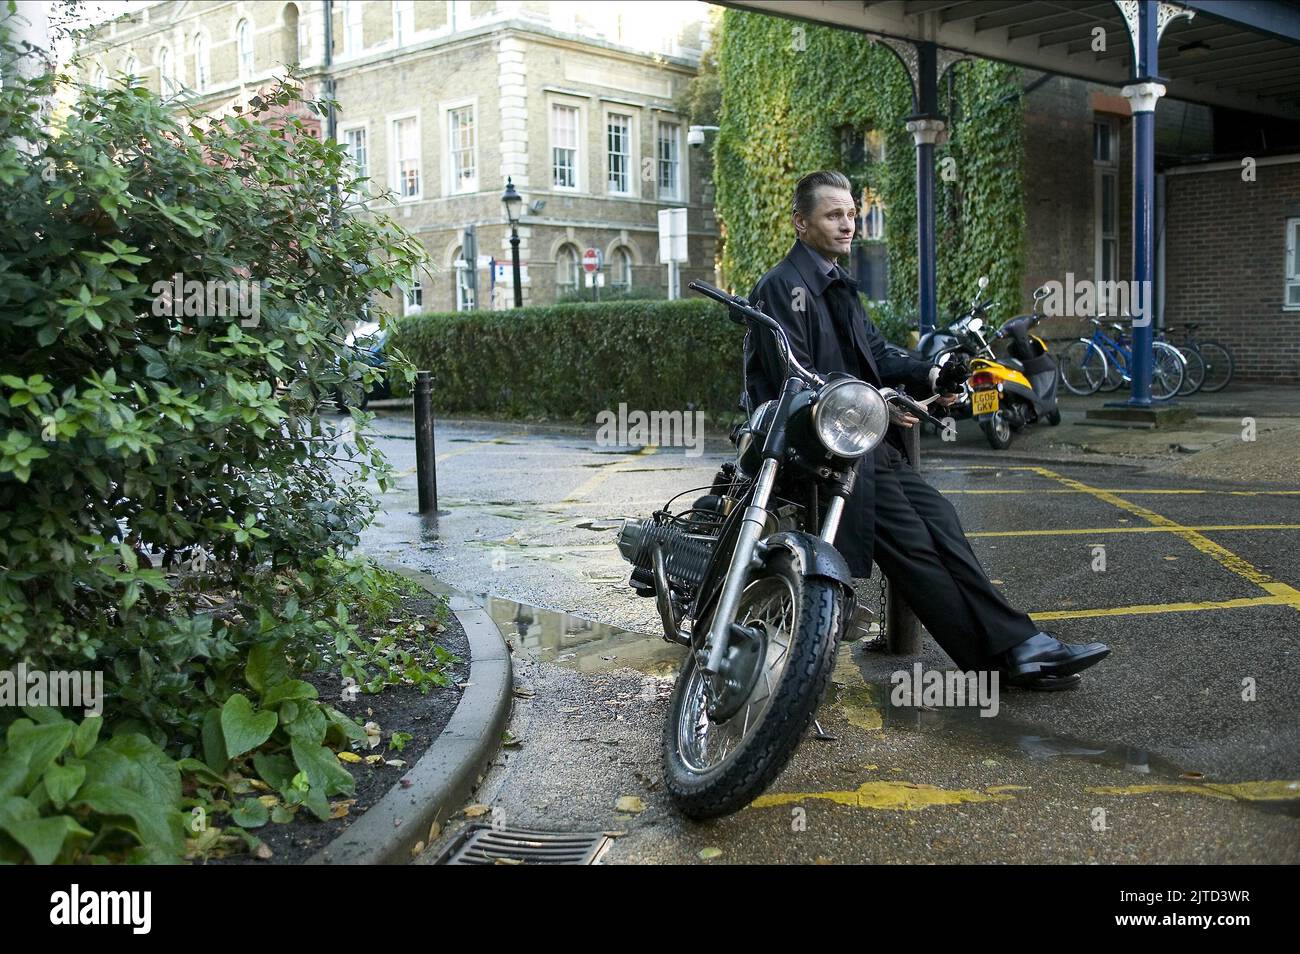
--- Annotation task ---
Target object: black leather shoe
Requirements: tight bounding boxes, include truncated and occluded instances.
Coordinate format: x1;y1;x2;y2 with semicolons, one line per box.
1001;631;1109;686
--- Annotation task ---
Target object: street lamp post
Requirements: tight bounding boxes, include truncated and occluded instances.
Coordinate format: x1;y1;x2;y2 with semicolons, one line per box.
501;177;523;308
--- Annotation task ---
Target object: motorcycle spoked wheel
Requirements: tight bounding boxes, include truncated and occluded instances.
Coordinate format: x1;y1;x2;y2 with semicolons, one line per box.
662;551;844;821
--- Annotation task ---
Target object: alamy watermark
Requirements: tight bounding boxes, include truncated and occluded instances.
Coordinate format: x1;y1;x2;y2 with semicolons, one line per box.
1040;272;1153;327
150;271;261;327
0;662;103;717
890;663;1000;718
595;403;705;457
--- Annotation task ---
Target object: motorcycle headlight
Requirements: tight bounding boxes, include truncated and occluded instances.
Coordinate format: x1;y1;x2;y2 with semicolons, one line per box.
811;380;888;458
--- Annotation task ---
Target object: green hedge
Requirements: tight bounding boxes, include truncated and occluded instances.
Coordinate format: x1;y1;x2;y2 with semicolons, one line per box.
389;300;748;421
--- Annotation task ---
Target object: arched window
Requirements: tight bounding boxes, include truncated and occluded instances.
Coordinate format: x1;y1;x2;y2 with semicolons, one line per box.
555;245;580;296
237;19;254;80
122;55;138;84
283;4;301;64
611;247;633;290
192;33;210;91
158;47;177;95
92;63;106;88
403;267;423;315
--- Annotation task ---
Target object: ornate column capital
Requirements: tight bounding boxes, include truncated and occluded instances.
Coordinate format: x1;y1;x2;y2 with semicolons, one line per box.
906;117;948;146
1122;81;1167;113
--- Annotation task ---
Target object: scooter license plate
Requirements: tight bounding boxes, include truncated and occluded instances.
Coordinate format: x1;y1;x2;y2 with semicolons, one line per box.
972;389;999;416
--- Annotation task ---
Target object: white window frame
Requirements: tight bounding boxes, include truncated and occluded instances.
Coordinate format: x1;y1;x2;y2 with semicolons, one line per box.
555;244;581;296
393;0;414;47
441;97;478;195
1093;117;1119;316
344;0;364;55
611;246;633;290
603;106;638;198
121;54;139;84
1285;217;1300;310
93;63;106;87
452;247;475;312
655;117;684;202
236;19;254;81
192;32;210;92
549;97;586;193
157;46;177;95
403;268;423;315
340;121;370;198
389;111;422;201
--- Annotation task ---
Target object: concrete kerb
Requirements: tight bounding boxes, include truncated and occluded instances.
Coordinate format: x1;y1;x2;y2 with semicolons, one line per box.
307;569;511;865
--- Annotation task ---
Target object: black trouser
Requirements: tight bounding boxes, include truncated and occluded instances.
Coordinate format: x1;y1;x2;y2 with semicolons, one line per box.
869;444;1038;670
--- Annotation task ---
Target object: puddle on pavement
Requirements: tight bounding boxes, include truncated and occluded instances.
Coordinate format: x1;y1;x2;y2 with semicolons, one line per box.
483;595;684;677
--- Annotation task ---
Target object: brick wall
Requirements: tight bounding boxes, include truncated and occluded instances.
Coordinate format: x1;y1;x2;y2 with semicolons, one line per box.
1164;160;1300;383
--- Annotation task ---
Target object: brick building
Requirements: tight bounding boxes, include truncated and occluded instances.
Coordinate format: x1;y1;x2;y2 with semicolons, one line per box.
76;0;718;314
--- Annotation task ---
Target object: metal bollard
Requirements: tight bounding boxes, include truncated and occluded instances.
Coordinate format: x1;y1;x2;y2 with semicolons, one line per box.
414;371;438;515
885;422;922;654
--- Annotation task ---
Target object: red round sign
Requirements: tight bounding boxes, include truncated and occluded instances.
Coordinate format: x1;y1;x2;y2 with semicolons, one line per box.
582;248;601;273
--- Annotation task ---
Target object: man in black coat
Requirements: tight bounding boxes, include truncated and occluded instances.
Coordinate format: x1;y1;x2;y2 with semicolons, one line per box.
743;170;1109;686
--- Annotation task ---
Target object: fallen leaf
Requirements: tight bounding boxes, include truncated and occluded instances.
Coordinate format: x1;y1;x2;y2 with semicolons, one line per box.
247;779;270;792
410;840;426;857
256;795;279;809
254;843;273;860
364;721;382;749
463;803;491;817
698;847;722;860
428;821;441;842
502;731;522;747
385;759;406;768
329;799;357;820
512;687;535;698
615;796;645;814
494;857;524;865
603;829;627;838
365;754;383;765
336;751;362;764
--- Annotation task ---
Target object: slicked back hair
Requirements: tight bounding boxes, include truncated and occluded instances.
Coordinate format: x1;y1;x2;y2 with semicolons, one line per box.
793;169;853;218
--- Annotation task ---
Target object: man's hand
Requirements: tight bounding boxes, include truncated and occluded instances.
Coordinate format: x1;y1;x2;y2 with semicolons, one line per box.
933;357;970;395
888;404;921;428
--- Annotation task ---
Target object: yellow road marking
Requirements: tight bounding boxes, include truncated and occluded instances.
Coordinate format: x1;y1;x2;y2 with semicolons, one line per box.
939;488;1300;495
1086;780;1300;802
1028;467;1300;613
748;782;1017;812
970;524;1300;538
562;445;659;503
1030;595;1299;621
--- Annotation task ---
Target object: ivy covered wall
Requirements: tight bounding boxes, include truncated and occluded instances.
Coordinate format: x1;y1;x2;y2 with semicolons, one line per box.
713;10;1027;338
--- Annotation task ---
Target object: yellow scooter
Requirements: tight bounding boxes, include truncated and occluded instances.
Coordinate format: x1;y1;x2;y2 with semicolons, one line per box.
963;285;1061;449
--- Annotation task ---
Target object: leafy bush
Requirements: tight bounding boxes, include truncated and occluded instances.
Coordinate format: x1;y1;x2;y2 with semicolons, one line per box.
390;299;747;421
0;34;430;860
554;284;665;304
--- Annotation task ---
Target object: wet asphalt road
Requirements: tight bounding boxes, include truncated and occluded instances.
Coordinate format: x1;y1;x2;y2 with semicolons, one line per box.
347;412;1300;864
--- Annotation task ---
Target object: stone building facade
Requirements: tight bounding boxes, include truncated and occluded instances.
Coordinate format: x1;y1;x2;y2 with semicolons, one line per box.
77;0;718;315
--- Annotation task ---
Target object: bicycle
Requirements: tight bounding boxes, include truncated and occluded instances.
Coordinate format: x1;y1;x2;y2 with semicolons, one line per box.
1059;318;1185;399
1172;322;1235;394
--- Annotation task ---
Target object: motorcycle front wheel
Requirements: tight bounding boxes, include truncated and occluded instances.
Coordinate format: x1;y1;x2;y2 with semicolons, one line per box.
981;410;1013;449
663;551;844;821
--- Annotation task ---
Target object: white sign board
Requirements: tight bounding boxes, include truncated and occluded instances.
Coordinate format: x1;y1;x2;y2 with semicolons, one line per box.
658;208;688;264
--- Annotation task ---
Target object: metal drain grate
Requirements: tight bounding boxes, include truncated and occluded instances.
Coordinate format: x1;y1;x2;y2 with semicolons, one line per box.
438;825;612;865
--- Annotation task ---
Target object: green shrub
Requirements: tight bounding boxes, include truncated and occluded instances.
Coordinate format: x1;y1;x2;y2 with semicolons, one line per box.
0;34;427;861
554;284;665;304
390;299;748;421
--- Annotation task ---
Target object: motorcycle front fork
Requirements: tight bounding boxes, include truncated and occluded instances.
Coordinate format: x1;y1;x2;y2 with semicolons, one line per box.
699;460;847;676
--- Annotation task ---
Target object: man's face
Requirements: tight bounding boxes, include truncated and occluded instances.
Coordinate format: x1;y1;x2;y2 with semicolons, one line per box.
795;186;856;261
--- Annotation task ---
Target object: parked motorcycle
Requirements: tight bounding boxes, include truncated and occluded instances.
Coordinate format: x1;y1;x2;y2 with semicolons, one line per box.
616;280;944;820
966;283;1061;449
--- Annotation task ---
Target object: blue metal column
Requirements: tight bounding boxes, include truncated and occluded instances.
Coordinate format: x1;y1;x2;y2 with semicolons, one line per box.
1122;1;1164;407
913;42;941;336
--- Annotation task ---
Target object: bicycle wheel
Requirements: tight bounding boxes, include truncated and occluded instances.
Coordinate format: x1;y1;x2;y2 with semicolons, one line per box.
1176;345;1206;395
1150;342;1185;400
1099;356;1126;392
1197;341;1234;393
1059;339;1107;395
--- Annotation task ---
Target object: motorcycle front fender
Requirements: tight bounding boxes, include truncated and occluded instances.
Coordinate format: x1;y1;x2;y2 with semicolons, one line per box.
760;531;854;591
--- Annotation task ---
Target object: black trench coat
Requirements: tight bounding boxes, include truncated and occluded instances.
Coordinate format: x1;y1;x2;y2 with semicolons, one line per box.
741;240;936;577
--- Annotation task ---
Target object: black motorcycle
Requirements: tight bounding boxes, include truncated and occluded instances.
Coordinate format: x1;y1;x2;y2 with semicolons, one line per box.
616;280;942;820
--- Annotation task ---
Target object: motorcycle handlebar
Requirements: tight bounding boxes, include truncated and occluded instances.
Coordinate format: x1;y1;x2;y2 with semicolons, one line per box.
687;280;825;387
